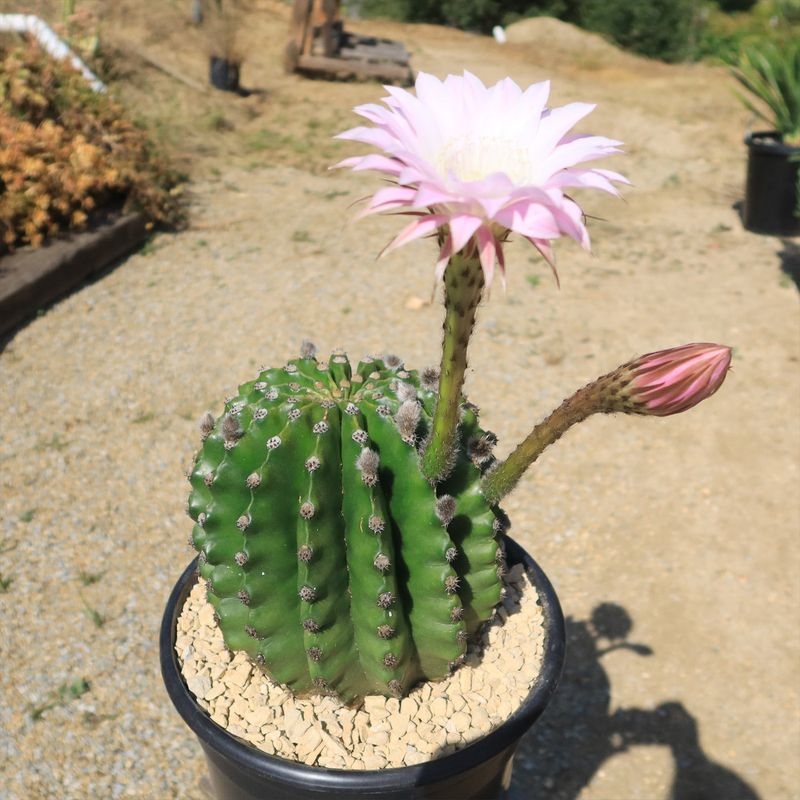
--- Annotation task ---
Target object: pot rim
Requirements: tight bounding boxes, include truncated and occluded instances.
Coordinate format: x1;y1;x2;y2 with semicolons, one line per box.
744;130;800;157
160;535;565;791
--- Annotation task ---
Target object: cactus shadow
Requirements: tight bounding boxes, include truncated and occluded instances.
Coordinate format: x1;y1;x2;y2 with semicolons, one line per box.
504;602;760;800
778;238;800;292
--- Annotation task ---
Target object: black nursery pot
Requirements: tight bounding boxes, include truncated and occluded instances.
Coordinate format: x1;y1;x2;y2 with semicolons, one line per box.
743;131;800;236
160;536;566;800
210;56;241;93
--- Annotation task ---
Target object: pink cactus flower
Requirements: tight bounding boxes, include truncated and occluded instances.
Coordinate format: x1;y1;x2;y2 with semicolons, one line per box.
628;343;732;416
335;71;627;286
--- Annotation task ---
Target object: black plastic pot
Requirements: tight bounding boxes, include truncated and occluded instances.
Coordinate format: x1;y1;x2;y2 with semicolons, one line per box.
743;131;800;236
210;56;241;93
160;536;565;800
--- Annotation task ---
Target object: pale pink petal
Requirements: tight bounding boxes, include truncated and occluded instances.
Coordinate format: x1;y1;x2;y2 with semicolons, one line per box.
536;136;625;180
354;186;417;219
475;226;497;287
552;198;590;250
352;102;397;125
434;234;454;283
495;236;507;289
381;214;449;257
535;103;596;152
341;153;404;176
549;168;624;196
336;126;390;145
495;201;562;240
414;184;461;208
448;214;483;252
525;237;560;287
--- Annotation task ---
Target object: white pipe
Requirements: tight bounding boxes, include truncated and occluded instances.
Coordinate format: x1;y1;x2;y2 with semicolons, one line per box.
0;14;105;92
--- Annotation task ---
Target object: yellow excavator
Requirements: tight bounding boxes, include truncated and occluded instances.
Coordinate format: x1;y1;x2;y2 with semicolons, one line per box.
284;0;412;85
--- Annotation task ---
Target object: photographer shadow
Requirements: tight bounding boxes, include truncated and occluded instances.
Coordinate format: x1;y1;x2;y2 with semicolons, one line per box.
509;603;760;800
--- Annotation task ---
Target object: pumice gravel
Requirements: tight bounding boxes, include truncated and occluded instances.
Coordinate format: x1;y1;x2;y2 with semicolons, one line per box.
177;562;545;770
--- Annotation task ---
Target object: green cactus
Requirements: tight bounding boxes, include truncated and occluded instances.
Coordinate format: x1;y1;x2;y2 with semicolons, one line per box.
188;344;505;703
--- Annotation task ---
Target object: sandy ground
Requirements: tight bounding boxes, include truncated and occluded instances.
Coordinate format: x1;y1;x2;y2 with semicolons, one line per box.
1;4;799;799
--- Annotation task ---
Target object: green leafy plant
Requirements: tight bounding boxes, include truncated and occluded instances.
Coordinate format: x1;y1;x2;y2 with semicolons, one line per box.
577;0;697;63
732;40;800;144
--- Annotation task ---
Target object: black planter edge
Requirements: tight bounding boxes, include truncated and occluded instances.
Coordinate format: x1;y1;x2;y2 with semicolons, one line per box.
744;130;800;158
0;212;147;340
160;536;565;793
209;56;242;93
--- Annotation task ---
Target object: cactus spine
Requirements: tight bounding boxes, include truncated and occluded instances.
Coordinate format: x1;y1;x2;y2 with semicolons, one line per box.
189;349;504;703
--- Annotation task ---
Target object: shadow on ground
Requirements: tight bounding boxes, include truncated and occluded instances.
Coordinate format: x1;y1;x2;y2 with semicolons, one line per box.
778;239;800;292
509;603;760;800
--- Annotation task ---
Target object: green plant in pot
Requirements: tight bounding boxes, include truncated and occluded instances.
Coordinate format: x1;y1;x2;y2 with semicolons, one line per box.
733;39;800;235
161;71;732;799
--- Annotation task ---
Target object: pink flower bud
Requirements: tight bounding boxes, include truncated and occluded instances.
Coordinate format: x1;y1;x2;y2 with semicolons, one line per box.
627;343;732;416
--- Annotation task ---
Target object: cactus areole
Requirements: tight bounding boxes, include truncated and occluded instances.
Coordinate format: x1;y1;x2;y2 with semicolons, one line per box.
188;350;505;703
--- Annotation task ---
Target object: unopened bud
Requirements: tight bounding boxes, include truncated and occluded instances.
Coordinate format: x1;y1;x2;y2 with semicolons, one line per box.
618;343;732;416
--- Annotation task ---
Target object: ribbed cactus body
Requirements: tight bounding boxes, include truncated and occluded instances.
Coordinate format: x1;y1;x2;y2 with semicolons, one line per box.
188;352;505;703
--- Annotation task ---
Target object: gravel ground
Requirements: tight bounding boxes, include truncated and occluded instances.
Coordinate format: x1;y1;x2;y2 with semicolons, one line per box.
1;11;799;800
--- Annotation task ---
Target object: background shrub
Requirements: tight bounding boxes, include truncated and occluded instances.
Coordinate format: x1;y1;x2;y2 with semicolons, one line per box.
357;0;574;32
356;0;792;64
577;0;697;62
716;0;758;11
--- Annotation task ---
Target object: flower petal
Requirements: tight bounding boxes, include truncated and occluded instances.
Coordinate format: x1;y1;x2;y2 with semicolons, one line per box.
381;214;449;257
448;214;483;253
475;226;497;288
434;234;454;283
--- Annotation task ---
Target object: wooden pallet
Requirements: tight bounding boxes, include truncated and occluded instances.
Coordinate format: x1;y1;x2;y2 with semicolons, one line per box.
285;0;412;85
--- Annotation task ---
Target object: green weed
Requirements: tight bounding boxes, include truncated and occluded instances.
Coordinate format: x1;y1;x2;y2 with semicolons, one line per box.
526;274;541;289
29;678;90;721
35;434;68;452
77;570;104;586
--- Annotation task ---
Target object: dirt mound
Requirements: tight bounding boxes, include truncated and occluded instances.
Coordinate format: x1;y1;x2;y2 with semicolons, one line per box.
504;16;639;70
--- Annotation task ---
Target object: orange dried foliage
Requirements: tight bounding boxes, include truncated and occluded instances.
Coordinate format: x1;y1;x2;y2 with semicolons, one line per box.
0;41;184;254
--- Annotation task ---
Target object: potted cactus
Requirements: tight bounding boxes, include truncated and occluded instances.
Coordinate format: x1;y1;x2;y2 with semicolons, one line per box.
161;72;732;799
734;39;800;235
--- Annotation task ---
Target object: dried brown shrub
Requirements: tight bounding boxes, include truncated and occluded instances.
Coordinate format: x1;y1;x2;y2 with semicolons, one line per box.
0;40;184;254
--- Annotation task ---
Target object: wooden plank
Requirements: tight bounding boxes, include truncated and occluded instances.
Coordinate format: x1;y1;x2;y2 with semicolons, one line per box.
295;54;411;83
339;45;409;66
343;37;407;55
0;213;147;338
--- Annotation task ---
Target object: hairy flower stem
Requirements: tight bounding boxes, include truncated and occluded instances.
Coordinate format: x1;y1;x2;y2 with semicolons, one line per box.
421;252;484;483
482;381;607;505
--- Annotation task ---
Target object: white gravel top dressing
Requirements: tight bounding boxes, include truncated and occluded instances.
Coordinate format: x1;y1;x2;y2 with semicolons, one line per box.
177;562;545;770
